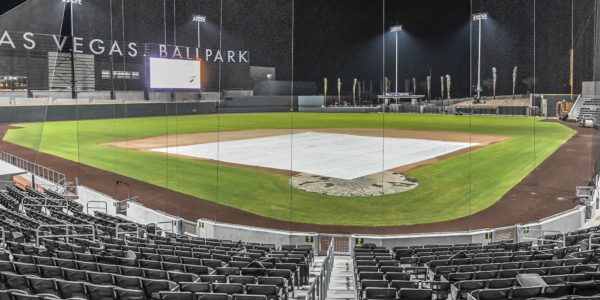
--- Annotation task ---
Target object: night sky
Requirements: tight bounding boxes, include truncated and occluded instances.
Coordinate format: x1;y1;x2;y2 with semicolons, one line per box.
0;0;595;97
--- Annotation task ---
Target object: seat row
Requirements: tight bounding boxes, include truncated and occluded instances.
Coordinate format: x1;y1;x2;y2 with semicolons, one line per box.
444;264;599;282
0;272;285;300
359;279;450;299
434;262;594;279
430;257;585;272
468;282;600;300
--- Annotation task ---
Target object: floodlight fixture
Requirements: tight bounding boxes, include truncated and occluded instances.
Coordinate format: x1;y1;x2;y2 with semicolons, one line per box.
389;25;402;33
62;0;82;5
193;15;207;23
472;12;488;21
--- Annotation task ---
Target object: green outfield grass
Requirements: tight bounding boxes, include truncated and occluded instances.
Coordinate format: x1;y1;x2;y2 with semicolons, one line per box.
3;113;575;226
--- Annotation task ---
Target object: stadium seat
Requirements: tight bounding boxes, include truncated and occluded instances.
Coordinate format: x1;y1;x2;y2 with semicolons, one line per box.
179;282;211;293
141;279;178;300
27;277;57;296
56;280;87;299
115;288;147;300
232;295;266;300
85;283;115;300
194;293;230;300
158;292;193;300
246;284;279;300
212;283;244;295
397;288;432;300
1;272;30;291
470;288;510;300
364;287;397;300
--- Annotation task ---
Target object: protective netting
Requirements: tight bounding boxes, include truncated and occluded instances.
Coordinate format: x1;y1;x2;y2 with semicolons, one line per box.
0;0;597;233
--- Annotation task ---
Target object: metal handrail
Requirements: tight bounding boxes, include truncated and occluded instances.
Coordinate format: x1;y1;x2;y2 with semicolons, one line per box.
306;238;334;300
115;222;144;240
306;274;320;300
86;201;108;214
0;225;5;248
20;197;69;210
35;224;96;247
520;228;566;248
587;232;600;250
156;221;176;235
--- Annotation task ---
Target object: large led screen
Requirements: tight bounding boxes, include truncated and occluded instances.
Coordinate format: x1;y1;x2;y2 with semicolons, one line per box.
149;58;201;90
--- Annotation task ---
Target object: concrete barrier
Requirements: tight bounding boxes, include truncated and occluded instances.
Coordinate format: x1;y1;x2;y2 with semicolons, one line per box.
198;218;316;249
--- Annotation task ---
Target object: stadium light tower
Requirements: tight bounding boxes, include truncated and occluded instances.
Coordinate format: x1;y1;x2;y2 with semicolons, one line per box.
389;25;402;94
193;15;207;48
472;12;488;101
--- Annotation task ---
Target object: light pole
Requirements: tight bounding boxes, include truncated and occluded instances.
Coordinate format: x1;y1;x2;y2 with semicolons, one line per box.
389;25;402;94
193;15;207;49
472;12;488;102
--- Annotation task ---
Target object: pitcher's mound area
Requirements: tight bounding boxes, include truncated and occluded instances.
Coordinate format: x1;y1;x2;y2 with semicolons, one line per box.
290;171;419;197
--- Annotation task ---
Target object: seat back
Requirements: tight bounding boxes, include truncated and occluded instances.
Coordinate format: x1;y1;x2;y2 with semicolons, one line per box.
246;284;278;296
179;282;211;293
27;277;57;295
195;293;230;300
364;287;396;300
158;292;193;300
85;283;116;300
397;288;432;300
212;283;244;295
115;288;148;300
229;276;257;285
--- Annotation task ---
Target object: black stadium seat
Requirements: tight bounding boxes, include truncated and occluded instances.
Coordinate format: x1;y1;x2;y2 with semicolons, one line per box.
27;277;57;296
195;293;230;300
158;292;193;300
212;283;244;295
1;272;29;291
232;295;266;300
179;282;211;293
85;283;116;300
56;280;87;299
364;287;396;300
115;288;148;300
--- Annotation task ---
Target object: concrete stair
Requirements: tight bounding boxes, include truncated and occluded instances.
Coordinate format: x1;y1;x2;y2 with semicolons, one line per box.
325;256;356;300
291;255;356;300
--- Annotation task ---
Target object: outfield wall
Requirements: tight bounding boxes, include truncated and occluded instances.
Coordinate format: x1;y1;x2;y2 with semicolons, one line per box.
0;102;217;123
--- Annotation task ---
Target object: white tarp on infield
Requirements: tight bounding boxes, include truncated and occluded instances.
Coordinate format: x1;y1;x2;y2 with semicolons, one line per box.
151;132;475;180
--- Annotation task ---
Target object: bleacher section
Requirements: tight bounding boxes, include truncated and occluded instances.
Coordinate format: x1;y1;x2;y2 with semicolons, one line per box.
353;228;600;300
0;185;315;300
567;96;600;123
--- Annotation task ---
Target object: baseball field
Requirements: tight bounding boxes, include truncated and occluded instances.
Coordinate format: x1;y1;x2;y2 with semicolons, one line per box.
2;113;575;227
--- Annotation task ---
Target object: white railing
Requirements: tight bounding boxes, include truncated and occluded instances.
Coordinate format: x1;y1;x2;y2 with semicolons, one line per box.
35;224;96;247
86;200;108;214
20;197;69;211
0;225;5;248
0;151;67;193
114;222;144;240
519;229;566;248
587;232;600;250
